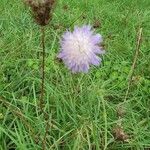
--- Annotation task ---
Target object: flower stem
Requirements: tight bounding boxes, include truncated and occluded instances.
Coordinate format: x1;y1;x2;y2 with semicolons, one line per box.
40;26;45;113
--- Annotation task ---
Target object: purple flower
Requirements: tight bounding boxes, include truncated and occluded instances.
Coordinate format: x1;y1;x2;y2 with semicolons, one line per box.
58;25;105;73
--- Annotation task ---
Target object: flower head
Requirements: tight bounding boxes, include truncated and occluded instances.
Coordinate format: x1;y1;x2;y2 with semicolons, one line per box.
58;25;105;73
25;0;55;26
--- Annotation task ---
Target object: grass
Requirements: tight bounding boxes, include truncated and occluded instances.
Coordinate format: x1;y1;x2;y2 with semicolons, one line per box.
0;0;150;149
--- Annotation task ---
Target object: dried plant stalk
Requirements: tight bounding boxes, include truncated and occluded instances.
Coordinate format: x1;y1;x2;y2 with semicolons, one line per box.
25;0;55;112
124;28;143;101
40;26;46;111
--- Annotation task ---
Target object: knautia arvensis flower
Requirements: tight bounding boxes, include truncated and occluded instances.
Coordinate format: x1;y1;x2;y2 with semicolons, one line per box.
58;25;105;73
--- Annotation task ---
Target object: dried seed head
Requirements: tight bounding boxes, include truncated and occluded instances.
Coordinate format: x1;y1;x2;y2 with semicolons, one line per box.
113;126;129;142
25;0;55;26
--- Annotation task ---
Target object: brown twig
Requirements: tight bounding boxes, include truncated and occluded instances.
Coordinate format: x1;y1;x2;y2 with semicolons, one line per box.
124;28;143;101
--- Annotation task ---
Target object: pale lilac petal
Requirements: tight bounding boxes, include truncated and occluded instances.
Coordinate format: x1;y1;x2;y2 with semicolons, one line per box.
92;34;103;44
93;46;105;54
82;25;92;32
81;64;89;73
57;52;65;58
91;57;101;66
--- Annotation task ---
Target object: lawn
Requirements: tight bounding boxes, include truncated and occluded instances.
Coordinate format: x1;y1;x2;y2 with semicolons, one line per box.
0;0;150;149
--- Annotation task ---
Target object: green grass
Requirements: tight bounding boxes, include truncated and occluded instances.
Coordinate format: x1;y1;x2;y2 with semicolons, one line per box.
0;0;150;149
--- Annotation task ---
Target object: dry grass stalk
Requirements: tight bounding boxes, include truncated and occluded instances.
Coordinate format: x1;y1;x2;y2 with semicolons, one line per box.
124;28;143;101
